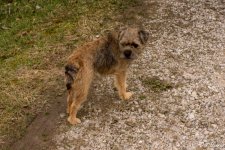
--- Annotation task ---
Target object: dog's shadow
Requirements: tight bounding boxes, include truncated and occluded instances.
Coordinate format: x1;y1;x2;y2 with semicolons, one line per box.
77;76;127;121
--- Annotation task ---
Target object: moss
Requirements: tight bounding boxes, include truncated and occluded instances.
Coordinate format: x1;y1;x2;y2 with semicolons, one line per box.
142;76;173;92
139;95;146;100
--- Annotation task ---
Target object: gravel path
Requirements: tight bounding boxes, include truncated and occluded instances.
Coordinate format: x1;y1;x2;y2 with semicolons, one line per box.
54;0;225;149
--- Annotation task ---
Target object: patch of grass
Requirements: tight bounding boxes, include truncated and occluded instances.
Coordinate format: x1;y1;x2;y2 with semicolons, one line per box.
45;112;50;116
0;0;144;149
139;95;146;100
141;76;173;92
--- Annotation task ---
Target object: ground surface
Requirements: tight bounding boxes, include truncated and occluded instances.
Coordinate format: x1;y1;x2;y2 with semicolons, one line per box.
9;0;225;149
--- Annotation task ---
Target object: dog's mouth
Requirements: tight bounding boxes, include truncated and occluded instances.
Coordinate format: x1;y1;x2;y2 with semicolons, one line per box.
120;54;135;60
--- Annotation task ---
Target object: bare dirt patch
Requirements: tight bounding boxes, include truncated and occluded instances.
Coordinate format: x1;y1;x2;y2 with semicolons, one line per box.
11;94;66;150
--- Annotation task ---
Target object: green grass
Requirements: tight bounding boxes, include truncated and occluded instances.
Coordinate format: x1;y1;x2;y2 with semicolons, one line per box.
139;95;146;100
0;0;140;149
142;76;173;92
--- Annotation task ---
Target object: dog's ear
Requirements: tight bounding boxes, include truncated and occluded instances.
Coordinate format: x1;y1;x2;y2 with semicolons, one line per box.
107;31;117;43
138;30;149;44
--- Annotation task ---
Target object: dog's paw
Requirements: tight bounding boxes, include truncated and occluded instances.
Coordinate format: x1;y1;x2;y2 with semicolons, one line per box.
67;116;81;125
121;92;133;100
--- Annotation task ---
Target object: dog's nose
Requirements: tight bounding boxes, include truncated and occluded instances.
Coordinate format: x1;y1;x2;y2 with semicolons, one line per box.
124;50;132;58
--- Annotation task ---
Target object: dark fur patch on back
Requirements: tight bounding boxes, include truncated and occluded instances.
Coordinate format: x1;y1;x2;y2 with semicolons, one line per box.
65;65;78;90
93;39;118;73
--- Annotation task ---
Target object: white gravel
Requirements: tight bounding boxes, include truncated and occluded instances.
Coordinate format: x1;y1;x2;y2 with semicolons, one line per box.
54;0;225;149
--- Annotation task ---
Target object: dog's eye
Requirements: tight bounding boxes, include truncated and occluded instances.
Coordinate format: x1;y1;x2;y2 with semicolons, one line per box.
131;43;139;48
121;43;127;47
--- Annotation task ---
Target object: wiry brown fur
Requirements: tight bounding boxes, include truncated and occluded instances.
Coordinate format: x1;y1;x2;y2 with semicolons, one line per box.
65;27;149;125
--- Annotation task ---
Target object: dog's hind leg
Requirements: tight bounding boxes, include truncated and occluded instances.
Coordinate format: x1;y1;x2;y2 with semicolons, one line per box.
65;64;79;114
67;65;93;125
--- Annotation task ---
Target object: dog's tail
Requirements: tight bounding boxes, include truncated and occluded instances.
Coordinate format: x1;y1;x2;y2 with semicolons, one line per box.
65;64;78;90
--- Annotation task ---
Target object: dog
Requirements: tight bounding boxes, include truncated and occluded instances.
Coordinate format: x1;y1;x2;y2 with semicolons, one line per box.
65;27;149;125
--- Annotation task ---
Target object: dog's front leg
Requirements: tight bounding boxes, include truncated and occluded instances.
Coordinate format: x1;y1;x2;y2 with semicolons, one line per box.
115;71;133;100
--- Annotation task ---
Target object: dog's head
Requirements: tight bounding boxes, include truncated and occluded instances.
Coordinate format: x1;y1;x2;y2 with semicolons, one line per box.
118;27;149;60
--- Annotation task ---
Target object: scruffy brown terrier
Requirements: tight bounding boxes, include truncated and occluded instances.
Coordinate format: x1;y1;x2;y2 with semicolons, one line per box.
65;27;149;125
